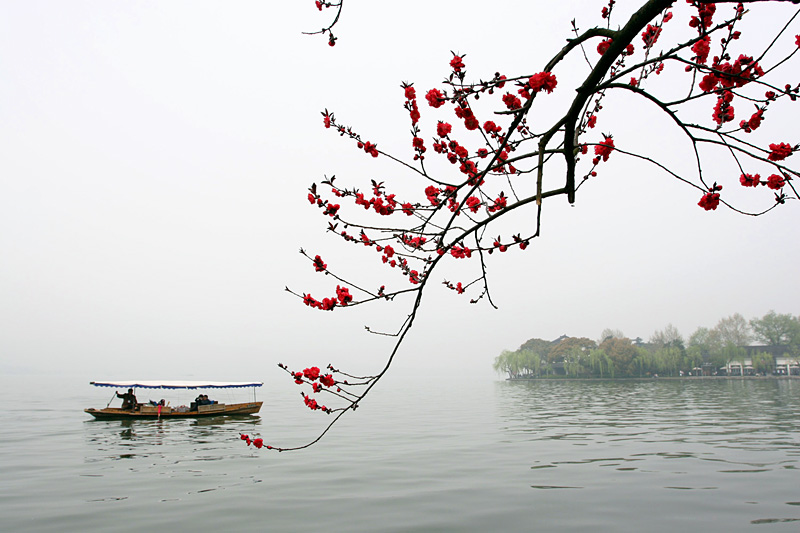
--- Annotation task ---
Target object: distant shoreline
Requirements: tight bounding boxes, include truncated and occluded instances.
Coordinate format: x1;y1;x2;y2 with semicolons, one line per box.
505;375;800;381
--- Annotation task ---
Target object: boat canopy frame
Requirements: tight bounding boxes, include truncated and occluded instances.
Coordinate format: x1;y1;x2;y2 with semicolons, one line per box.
90;381;262;390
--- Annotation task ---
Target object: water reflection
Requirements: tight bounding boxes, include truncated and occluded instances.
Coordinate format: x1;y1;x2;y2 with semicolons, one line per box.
84;415;262;462
494;378;800;501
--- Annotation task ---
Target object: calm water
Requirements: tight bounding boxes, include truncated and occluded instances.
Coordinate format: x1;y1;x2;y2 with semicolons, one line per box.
1;375;799;532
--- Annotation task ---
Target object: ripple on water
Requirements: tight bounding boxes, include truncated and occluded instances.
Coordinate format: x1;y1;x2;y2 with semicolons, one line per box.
2;376;799;532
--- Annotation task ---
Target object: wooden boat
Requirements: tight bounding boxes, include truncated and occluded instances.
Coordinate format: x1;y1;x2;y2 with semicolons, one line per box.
84;380;263;419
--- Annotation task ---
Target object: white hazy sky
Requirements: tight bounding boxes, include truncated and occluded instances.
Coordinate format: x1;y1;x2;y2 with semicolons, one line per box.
1;1;798;382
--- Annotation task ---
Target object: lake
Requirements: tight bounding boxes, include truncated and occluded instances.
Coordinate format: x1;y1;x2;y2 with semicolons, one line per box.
1;374;799;532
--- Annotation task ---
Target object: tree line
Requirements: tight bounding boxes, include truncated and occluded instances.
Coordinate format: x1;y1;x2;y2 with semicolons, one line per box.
493;311;800;379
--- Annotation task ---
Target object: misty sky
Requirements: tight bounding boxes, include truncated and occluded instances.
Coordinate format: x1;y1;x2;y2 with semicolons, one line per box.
2;1;798;383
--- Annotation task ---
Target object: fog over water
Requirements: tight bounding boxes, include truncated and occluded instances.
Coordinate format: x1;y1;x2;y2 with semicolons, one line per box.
1;1;798;384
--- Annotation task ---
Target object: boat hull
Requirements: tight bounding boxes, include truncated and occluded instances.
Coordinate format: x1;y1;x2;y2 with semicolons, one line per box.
84;401;262;419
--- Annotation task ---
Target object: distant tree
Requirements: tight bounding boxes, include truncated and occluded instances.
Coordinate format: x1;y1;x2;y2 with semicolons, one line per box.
750;310;800;346
521;348;544;377
548;336;597;363
493;349;518;378
600;328;626;343
650;323;685;349
632;347;655;377
687;325;723;363
751;351;775;374
599;337;639;377
688;326;716;351
684;345;704;374
519;337;555;359
721;344;748;373
712;313;752;347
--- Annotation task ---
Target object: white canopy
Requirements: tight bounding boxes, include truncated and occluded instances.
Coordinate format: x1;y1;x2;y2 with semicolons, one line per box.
90;380;262;389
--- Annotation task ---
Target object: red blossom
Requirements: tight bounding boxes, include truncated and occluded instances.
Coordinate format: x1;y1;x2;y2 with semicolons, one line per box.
528;72;557;94
690;2;715;29
336;285;353;306
253;438;264;449
739;173;760;187
502;93;521;110
699;73;718;92
768;142;793;161
450;55;465;72
706;55;764;92
601;0;614;18
303;394;319;411
362;141;379;158
483;121;501;134
739;109;764;133
437;121;452;138
594;136;615;162
597;39;613;55
454;105;480;130
466;196;481;213
766;174;786;190
460;160;478;178
313;255;327;272
402;235;427;248
692;35;711;64
712;92;735;125
320;374;336;387
641;24;662;48
404;85;416;100
450;246;472;259
408;99;420;124
587;115;597;129
425;185;441;205
488;194;507;212
698;192;721;211
425;88;445;108
303;367;321;380
464;115;479;130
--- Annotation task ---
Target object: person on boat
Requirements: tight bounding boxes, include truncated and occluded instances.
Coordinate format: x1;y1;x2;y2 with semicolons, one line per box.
191;394;204;411
197;394;214;406
116;388;138;410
